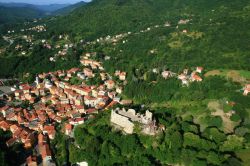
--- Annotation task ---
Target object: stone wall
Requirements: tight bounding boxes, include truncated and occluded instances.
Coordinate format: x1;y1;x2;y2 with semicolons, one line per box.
110;110;134;134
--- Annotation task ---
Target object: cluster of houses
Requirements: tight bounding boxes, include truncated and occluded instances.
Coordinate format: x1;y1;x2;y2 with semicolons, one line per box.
55;43;74;57
7;30;15;34
41;39;52;50
0;14;249;166
85;19;186;46
94;32;130;45
0;118;35;148
49;39;75;62
12;23;47;34
110;108;159;135
27;25;47;32
22;35;33;43
0;54;129;166
161;66;204;86
27;133;56;166
4;27;74;59
3;18;191;62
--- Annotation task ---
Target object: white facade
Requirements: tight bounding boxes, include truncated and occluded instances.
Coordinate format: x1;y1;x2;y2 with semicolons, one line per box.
111;110;134;134
110;108;155;134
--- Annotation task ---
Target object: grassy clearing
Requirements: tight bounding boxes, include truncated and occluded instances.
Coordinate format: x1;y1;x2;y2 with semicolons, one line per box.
168;40;183;49
208;101;240;133
205;69;250;84
186;31;204;39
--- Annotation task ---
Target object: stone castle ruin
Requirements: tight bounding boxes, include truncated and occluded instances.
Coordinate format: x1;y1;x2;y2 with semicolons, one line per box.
110;108;157;135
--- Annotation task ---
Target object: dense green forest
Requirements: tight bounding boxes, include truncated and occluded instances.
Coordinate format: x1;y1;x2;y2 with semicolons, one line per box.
0;6;44;25
47;0;250;41
0;0;249;77
52;1;87;15
0;0;250;165
54;105;249;166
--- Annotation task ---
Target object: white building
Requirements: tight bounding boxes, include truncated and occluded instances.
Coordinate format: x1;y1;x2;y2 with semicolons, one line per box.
111;109;134;134
76;161;88;166
110;108;156;135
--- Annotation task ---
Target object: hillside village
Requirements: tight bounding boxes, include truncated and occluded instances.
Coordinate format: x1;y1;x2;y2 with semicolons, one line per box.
0;19;186;58
0;46;224;165
1;48;249;165
1;17;250;165
0;1;250;165
162;66;204;86
2;17;249;95
0;53;130;166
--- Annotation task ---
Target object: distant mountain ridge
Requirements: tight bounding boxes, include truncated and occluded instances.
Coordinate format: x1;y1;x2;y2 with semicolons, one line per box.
0;2;70;12
0;2;87;25
52;1;87;15
0;6;44;24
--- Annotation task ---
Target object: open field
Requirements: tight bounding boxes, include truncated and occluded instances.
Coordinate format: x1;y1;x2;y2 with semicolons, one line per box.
205;70;250;84
208;101;240;133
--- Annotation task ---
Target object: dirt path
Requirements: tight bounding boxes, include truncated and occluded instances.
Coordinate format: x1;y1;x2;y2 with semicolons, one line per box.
208;101;238;133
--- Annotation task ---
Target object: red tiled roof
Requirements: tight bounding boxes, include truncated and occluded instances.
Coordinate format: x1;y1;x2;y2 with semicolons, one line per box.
43;125;55;132
0;105;9;111
14;107;22;112
65;123;72;130
192;74;202;81
40;144;52;159
75;118;84;122
85;108;97;114
10;124;19;132
84;96;96;100
119;72;126;76
68;68;80;73
75;105;84;109
0;121;10;130
22;85;31;91
106;101;118;108
13;128;23;138
106;80;114;85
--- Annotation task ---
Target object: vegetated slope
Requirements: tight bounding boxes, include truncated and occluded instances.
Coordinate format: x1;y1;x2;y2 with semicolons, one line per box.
52;1;87;15
96;0;250;71
0;6;44;24
0;0;249;78
46;0;250;40
34;4;70;13
0;0;250;166
46;0;190;40
0;3;70;13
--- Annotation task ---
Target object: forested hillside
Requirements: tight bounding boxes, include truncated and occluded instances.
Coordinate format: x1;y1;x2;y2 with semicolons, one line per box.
0;2;70;13
0;6;44;25
46;0;250;40
52;1;87;15
1;0;249;78
0;0;250;165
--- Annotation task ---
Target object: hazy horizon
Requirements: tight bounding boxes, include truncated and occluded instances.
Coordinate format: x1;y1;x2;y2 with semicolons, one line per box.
0;0;91;5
